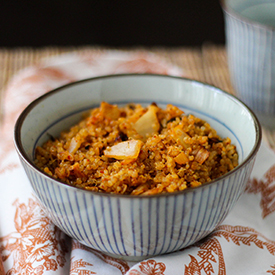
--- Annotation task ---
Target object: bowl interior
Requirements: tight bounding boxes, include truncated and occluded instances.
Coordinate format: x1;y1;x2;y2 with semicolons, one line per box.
16;74;260;173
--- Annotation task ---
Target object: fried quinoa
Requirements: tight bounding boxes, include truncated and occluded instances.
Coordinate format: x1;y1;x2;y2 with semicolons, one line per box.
34;102;238;195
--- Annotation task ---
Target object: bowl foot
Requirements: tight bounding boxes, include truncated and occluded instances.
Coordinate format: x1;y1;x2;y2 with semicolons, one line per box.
97;250;152;262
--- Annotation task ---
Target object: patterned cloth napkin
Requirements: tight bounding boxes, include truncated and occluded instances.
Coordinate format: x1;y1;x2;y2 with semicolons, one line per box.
1;50;275;275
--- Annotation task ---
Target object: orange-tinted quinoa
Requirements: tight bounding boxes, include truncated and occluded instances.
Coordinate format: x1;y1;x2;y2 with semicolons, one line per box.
35;102;238;195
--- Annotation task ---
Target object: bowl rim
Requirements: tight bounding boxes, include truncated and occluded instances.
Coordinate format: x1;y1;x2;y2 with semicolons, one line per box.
220;0;275;31
14;73;262;198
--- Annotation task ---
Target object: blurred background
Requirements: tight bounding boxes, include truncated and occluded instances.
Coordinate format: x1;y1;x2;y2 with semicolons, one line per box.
0;0;225;47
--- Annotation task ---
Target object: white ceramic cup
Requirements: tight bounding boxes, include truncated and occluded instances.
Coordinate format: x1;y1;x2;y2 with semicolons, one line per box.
221;0;275;129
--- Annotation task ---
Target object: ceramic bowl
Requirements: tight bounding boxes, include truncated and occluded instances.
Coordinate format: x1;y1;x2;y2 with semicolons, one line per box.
14;74;261;261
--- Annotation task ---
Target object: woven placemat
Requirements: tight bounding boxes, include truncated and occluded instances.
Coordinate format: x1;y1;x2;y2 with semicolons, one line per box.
0;45;230;94
1;45;272;146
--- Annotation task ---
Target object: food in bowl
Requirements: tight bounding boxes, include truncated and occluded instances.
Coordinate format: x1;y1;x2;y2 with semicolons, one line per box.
34;101;238;195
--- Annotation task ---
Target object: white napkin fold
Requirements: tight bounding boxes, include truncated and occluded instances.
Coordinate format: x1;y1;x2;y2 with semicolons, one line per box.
1;51;274;275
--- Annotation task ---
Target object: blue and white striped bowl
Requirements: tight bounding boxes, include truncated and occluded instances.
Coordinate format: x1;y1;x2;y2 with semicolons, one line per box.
14;74;261;261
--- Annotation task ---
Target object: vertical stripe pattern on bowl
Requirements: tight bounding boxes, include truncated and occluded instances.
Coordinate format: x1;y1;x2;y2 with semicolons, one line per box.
20;155;255;260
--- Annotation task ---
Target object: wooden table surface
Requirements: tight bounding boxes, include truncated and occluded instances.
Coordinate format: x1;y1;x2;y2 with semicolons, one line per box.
0;44;273;148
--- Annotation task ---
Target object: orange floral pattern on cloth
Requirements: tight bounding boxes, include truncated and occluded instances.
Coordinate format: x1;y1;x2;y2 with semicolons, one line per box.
113;57;172;75
268;265;275;274
128;259;166;275
0;258;5;275
71;241;130;275
70;256;96;275
184;225;275;275
0;197;69;275
246;164;275;218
